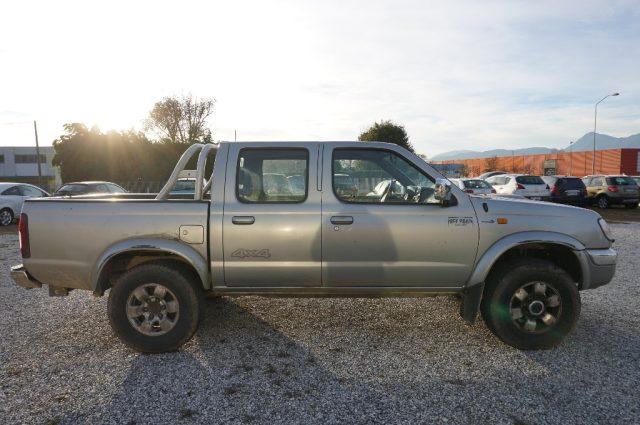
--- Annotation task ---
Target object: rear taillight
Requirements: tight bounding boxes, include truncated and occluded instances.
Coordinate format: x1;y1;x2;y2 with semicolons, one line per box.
551;185;560;195
516;183;525;190
466;189;474;194
607;186;619;193
19;213;30;258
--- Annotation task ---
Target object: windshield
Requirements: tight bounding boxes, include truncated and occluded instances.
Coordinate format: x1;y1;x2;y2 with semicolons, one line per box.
516;176;545;185
463;179;491;189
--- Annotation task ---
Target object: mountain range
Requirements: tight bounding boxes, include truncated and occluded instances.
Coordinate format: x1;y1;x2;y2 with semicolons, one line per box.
429;132;640;161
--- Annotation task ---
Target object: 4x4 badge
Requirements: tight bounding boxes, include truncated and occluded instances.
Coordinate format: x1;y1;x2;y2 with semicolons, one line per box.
231;248;271;259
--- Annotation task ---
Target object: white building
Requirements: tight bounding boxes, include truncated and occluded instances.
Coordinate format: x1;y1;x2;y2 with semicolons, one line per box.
0;146;61;191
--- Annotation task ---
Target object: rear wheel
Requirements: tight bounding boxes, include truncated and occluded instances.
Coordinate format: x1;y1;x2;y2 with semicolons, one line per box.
481;259;580;350
597;195;609;209
0;208;13;226
108;262;203;353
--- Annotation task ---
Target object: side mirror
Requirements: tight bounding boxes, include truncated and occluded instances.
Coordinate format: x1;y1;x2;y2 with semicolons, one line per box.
434;178;453;205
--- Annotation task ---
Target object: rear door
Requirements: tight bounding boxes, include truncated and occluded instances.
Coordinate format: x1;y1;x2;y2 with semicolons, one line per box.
222;143;321;286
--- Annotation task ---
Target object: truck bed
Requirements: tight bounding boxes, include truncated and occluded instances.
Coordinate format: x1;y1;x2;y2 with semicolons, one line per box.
22;198;210;291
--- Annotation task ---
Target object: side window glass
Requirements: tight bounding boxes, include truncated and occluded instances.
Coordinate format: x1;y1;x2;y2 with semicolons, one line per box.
107;184;125;193
96;184;109;192
237;149;308;203
20;185;44;197
2;186;21;196
332;149;437;204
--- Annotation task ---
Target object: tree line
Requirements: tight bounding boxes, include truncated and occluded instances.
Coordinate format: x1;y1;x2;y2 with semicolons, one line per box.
52;96;413;186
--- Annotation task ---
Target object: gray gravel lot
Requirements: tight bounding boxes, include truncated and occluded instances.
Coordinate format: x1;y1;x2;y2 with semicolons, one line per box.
1;224;639;425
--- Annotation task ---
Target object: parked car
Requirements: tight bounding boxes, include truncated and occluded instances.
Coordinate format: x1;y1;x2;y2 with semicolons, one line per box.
333;173;358;199
11;141;616;353
286;175;306;196
582;175;639;209
0;183;50;226
541;176;587;206
53;181;127;197
478;170;507;180
170;178;197;196
485;174;551;200
450;178;496;195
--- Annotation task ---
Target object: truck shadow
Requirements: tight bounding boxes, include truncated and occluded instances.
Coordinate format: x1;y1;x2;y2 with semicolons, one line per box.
97;298;385;424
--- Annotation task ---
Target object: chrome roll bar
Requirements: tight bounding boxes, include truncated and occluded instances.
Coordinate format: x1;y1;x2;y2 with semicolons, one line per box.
155;143;218;200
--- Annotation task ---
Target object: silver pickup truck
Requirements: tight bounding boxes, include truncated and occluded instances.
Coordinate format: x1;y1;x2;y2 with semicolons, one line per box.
11;141;617;353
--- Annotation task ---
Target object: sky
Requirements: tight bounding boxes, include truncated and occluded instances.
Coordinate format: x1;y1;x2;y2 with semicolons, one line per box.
1;0;639;157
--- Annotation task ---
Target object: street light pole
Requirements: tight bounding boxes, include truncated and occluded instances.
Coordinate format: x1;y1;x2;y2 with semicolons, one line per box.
592;92;619;174
33;120;43;187
569;141;574;176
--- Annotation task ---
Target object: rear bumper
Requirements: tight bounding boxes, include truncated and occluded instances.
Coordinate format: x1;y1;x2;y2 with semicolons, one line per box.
10;264;43;289
580;248;617;290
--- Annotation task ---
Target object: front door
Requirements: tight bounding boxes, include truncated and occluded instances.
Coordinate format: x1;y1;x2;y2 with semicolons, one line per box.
222;144;321;286
321;146;479;288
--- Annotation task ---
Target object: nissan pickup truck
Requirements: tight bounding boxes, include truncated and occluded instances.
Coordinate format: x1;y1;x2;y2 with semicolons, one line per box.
11;142;617;353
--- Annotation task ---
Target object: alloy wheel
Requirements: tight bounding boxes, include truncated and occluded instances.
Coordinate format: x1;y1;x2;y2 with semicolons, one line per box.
126;283;180;336
509;281;562;334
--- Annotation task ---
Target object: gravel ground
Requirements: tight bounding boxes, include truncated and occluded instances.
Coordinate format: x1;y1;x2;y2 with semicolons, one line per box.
1;224;639;425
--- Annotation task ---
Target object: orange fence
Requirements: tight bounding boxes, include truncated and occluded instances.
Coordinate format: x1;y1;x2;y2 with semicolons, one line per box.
433;148;640;177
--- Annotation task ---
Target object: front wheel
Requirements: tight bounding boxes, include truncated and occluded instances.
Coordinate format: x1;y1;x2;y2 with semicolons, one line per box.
108;263;203;353
481;259;580;350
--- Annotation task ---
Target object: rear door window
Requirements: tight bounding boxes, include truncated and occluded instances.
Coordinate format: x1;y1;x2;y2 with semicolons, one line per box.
237;149;308;203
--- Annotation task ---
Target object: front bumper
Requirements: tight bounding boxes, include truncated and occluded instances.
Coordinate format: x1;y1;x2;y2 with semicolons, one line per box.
582;248;617;290
10;264;42;289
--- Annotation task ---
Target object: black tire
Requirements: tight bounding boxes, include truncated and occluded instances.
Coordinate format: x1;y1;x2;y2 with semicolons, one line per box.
0;208;14;226
108;262;203;353
625;203;638;209
481;259;580;350
596;195;609;209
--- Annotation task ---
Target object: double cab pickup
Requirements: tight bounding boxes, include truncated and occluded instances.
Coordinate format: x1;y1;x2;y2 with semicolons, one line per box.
11;142;617;352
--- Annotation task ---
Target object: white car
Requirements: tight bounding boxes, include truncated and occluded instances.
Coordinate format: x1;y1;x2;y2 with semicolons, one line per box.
0;182;50;226
450;178;496;195
485;174;551;200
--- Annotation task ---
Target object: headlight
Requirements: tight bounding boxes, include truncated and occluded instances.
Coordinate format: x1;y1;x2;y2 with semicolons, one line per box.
598;218;614;242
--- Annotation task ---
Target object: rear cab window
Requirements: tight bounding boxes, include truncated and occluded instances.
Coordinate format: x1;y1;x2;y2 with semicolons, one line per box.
236;149;308;203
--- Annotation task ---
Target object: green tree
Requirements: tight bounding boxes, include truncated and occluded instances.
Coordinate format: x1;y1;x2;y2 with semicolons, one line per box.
52;123;198;185
145;95;215;144
358;120;414;152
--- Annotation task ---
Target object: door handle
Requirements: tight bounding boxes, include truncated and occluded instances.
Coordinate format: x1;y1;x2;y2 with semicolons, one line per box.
330;216;354;225
232;216;255;225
